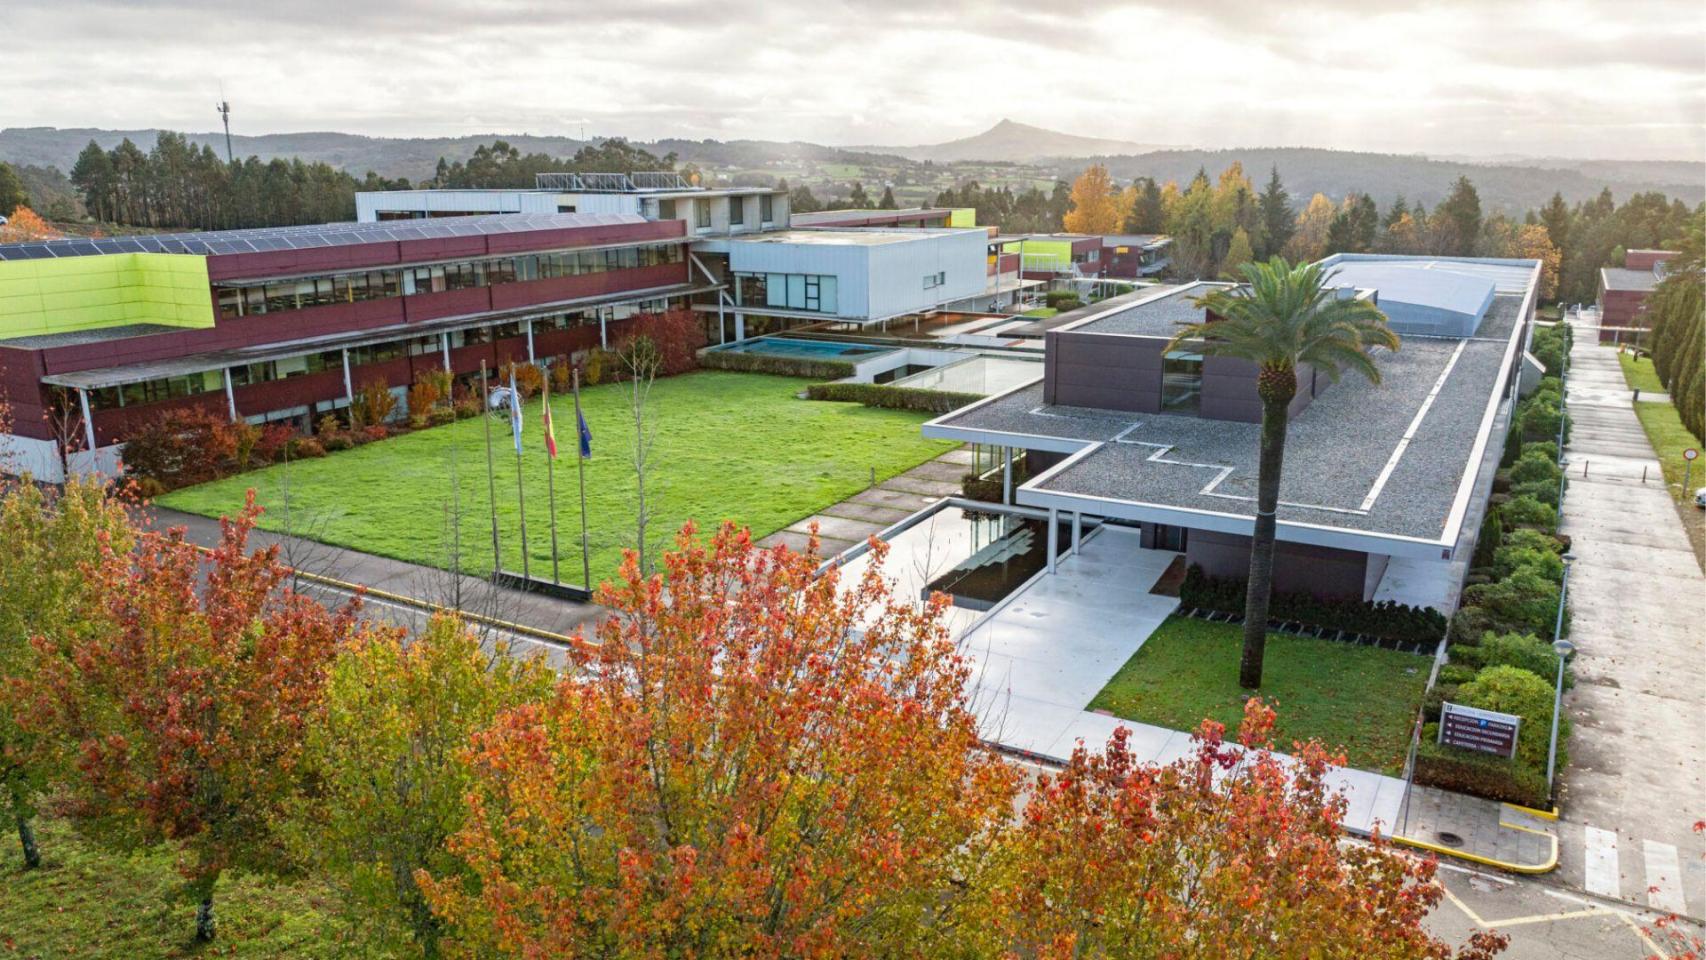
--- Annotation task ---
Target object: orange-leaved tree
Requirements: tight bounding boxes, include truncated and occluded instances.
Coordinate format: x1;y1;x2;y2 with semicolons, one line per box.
1063;164;1127;235
0;477;135;870
419;521;1022;957
33;493;370;942
971;699;1509;960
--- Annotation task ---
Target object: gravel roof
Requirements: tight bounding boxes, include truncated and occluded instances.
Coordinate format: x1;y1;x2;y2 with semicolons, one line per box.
0;322;186;349
935;334;1514;543
1064;282;1230;337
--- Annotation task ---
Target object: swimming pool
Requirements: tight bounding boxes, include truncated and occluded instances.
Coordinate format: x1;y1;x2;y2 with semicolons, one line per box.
711;336;894;360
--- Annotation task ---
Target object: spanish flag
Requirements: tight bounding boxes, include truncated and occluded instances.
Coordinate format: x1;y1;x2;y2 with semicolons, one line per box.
541;375;558;459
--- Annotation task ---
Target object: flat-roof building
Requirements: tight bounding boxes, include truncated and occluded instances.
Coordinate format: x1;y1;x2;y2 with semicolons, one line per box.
922;253;1544;608
1597;248;1678;345
0;213;707;479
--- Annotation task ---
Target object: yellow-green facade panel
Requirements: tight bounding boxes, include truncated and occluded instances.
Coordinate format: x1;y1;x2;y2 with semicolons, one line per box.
0;253;215;339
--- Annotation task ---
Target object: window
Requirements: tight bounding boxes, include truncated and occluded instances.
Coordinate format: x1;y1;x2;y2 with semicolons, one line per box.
217;288;244;318
556;203;576;213
760;194;774;223
729;197;744;225
659;198;677;220
922;271;946;290
1161;350;1203;413
736;272;837;314
696;201;712;229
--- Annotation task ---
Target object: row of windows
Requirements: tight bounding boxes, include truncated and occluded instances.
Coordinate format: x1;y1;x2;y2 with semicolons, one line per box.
732;272;839;315
86;301;675;412
215;243;684;319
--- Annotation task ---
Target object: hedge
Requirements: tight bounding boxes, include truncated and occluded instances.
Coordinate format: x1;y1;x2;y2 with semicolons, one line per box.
1178;565;1446;648
699;349;855;381
803;382;982;415
1415;726;1549;807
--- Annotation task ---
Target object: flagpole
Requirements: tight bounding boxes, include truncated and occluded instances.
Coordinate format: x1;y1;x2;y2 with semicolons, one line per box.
573;366;592;590
479;361;500;575
544;376;561;585
512;379;531;584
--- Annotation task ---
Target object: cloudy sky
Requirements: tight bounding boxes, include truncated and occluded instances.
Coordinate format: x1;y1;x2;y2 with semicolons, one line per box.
6;0;1704;160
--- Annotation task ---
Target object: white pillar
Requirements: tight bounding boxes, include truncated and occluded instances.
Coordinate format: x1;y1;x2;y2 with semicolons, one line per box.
734;312;746;342
440;333;451;372
599;310;608;350
717;296;727;345
1002;446;1013;504
525;319;536;362
223;368;238;421
1072;511;1082;555
77;387;96;453
1047;507;1058;574
341;348;353;402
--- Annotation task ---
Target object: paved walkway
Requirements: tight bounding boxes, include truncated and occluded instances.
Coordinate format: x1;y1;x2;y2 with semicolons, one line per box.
757;447;970;556
1551;324;1706;919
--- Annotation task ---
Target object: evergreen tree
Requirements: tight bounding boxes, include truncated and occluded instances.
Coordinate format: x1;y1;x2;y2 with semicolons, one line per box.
0;162;27;217
1124;177;1165;233
877;185;897;209
1384;196;1410;229
1220;227;1255;279
845;181;872;209
1437;176;1483;257
1257;166;1294;259
788;182;821;214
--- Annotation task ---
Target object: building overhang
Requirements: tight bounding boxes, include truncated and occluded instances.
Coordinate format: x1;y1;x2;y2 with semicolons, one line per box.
41;281;719;391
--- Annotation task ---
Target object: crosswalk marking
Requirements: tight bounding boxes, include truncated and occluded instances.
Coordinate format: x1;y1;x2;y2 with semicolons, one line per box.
1642;840;1686;915
1583;825;1621;899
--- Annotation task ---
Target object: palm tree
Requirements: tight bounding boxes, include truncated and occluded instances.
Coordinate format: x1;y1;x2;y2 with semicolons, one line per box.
1167;257;1399;688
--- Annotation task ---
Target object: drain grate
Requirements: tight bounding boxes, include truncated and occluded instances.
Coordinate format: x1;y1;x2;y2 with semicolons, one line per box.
1436;831;1465;848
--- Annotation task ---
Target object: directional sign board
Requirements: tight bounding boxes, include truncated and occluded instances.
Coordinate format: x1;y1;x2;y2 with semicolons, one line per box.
1439;702;1521;759
1684;448;1698;461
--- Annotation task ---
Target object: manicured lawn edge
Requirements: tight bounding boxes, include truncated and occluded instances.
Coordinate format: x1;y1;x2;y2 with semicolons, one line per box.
1087;615;1429;776
1617;350;1665;394
1632;398;1706;570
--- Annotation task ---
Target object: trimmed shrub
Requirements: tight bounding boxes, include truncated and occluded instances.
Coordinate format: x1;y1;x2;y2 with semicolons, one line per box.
1415;728;1548;807
1458;664;1567;772
499;360;545;399
1492;537;1565;582
803;382;982;415
1509;448;1562;485
1437;663;1478;686
1453;632;1572;689
1498;495;1557;533
1178;565;1446;646
698;348;855;381
292;437;327;458
1510;478;1561;508
1460;567;1562;637
1045;289;1082;309
324;434;355;452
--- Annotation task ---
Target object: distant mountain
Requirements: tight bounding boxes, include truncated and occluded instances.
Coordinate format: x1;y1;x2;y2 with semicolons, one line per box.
1092;147;1703;214
856;119;1177;163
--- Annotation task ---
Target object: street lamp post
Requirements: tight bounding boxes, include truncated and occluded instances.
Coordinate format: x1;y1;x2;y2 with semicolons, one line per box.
1546;555;1576;799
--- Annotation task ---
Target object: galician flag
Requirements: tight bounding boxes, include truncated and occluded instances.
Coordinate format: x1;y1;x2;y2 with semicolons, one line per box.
541;376;558;459
507;368;523;455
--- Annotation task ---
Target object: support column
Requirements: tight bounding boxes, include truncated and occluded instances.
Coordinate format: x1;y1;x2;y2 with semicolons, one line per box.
1046;507;1059;574
440;333;451;372
599;310;608;350
1002;446;1013;505
1072;511;1082;555
341;348;353;403
524;319;536;362
223;368;238;421
717;296;727;345
734;312;746;342
76;387;96;453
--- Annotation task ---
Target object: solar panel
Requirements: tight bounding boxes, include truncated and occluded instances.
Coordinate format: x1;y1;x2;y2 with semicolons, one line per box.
0;212;646;262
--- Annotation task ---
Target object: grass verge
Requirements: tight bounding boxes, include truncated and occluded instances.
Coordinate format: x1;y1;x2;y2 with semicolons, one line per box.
1088;615;1430;776
159;371;956;585
1631;399;1706;570
0;816;346;958
1617;350;1665;394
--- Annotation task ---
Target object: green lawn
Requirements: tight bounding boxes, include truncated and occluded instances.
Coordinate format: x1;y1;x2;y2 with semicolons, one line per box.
159;372;956;585
1088;616;1430;775
1632;397;1706;570
1020;307;1058;319
0;816;346;958
1618;350;1666;394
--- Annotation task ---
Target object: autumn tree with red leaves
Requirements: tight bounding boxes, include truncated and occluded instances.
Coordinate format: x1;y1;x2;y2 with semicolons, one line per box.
32;494;371;942
418;521;1021;957
969;699;1508;960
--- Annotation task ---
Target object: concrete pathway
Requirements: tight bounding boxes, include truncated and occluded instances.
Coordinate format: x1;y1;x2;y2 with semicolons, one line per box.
1552;326;1706;919
757;447;969;556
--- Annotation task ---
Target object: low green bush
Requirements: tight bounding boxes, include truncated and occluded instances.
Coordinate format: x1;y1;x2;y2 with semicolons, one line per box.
1492;534;1566;582
1437;663;1479;686
1044;289;1082;309
1460;567;1562;637
1458;664;1567;772
1178;565;1446;646
1471;509;1504;569
803;382;982;415
699;349;856;381
1509;448;1562;485
1452;632;1572;689
1421;684;1460;723
1415;726;1549;807
1498;494;1557;532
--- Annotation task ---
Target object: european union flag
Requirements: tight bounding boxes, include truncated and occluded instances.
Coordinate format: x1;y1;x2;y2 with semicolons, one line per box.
576;407;592;459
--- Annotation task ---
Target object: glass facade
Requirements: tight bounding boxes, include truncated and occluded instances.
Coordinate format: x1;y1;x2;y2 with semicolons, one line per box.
733;272;839;314
215;243;684;319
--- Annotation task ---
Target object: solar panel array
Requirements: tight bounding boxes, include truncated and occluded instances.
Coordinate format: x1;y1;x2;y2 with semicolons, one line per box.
0;212;647;262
